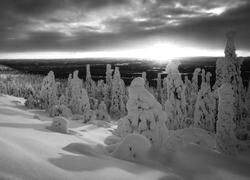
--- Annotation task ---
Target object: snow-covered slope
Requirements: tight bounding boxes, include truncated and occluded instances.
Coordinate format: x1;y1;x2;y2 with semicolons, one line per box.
0;95;168;180
0;94;250;180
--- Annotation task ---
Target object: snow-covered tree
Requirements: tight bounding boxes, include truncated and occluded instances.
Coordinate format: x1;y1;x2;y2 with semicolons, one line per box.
156;73;162;104
96;101;110;121
110;67;126;119
194;70;216;133
216;83;238;155
246;78;250;115
214;32;245;130
184;76;192;118
104;64;113;112
163;61;187;129
116;77;168;149
185;68;202;119
96;80;105;103
68;70;90;115
142;72;149;90
40;71;58;110
85;64;96;99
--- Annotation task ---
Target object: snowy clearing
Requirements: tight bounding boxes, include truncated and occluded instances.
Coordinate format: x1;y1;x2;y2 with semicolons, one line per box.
0;94;250;180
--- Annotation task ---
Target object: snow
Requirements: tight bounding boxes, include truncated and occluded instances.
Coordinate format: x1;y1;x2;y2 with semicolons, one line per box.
0;95;165;180
162;127;216;152
111;134;152;162
1;94;250;180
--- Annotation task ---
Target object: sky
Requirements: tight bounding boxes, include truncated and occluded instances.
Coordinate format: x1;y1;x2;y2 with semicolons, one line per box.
0;0;250;61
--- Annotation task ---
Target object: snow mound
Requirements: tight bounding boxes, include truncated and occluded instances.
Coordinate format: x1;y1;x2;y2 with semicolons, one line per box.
63;143;107;157
48;116;69;134
105;135;122;145
112;134;152;162
162;127;216;152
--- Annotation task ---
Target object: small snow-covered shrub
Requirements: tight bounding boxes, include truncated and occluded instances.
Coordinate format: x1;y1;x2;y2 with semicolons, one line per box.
83;110;96;123
72;114;84;121
96;101;110;121
25;94;40;109
48;116;69;134
162;128;216;152
112;134;151;162
104;135;121;145
89;97;98;110
49;105;72;118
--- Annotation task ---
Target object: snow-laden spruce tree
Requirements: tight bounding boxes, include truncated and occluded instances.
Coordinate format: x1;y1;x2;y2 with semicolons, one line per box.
95;79;105;104
214;32;245;130
104;64;113;113
68;70;90;115
40;71;58;110
85;64;98;109
194;70;216;133
163;61;187;129
142;72;149;90
156;73;162;104
85;64;96;98
184;76;192;118
116;77;167;149
186;68;201;118
216;83;238;155
110;67;126;119
96;101;110;121
246;79;250;115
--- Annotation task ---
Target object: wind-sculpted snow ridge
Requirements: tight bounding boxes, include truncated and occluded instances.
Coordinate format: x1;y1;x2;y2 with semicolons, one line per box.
116;77;168;149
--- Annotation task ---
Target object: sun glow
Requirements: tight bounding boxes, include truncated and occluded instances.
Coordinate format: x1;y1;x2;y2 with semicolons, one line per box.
1;42;249;63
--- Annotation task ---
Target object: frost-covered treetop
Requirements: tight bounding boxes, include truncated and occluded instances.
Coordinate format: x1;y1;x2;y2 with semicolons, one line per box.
225;31;236;58
165;60;181;74
130;77;145;88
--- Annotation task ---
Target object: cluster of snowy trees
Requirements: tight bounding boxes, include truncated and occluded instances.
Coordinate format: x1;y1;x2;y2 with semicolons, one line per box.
22;64;127;122
116;32;250;155
1;32;249;155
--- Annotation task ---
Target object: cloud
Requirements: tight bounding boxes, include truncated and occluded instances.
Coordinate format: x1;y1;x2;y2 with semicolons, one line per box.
0;0;250;53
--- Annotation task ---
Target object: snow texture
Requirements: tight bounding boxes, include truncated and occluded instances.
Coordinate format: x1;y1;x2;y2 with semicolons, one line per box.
112;134;152;162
